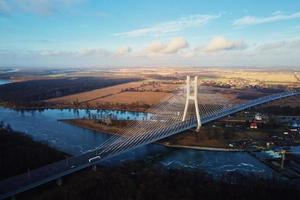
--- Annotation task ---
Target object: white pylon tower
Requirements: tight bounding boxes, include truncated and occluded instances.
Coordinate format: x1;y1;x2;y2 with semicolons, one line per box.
182;76;201;131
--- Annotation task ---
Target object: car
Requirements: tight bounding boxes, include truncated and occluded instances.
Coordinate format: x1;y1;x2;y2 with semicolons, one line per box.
88;156;101;163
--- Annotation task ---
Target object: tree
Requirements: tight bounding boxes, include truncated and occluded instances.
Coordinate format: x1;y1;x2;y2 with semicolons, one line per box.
5;123;12;132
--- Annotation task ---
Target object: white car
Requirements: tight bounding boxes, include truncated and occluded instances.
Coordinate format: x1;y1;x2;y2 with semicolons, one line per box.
88;156;101;163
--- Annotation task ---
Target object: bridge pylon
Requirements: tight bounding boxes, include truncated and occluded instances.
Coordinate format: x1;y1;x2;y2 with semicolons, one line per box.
182;75;201;131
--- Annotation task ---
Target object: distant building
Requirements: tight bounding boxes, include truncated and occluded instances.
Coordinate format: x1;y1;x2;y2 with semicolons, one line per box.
250;122;258;129
290;121;300;128
288;121;300;132
255;113;262;121
275;116;300;128
276;116;300;123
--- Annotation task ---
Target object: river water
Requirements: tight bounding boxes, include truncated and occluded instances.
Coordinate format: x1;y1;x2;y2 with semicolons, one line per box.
0;107;273;177
0;79;10;85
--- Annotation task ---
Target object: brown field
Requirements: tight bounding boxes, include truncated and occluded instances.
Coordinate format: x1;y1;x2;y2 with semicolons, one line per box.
47;80;182;108
90;91;172;105
6;67;300;85
221;70;299;83
3;67;298;111
46;79;265;111
47;81;143;104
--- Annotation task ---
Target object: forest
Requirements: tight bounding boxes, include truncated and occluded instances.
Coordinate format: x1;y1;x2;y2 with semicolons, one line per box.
0;77;139;105
0;123;67;180
20;160;300;200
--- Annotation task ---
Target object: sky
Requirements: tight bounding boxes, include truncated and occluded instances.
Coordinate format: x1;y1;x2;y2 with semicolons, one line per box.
0;0;300;68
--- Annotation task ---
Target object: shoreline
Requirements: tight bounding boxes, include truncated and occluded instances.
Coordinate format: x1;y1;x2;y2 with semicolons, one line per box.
3;105;299;153
0;103;149;113
62;118;300;152
61;119;126;137
62;118;242;152
162;143;244;152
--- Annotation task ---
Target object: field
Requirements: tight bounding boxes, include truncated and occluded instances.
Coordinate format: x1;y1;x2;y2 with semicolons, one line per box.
0;77;139;106
47;80;182;111
0;67;299;111
215;69;299;85
47;68;300;111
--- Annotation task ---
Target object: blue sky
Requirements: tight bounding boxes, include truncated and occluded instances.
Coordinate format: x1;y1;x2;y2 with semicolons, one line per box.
0;0;300;68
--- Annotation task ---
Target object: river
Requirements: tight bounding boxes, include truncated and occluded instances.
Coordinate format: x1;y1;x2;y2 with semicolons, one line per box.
0;79;11;85
0;107;273;177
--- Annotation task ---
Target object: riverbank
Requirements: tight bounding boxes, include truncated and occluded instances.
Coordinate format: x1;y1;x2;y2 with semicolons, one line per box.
0;102;150;113
62;119;126;136
62;118;300;152
62;118;237;150
0;79;11;85
0;126;68;180
162;143;244;152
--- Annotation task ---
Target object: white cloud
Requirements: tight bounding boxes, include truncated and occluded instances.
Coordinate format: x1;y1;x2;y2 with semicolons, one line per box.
0;0;10;15
289;40;300;48
163;38;189;53
258;39;300;51
78;48;110;56
146;42;165;54
145;37;189;55
40;48;111;57
203;37;247;52
39;50;74;56
116;46;132;55
115;14;219;38
258;41;286;51
233;11;300;27
0;0;82;15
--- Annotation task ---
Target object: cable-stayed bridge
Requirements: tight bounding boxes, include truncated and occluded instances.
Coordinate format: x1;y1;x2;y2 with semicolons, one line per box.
0;77;299;199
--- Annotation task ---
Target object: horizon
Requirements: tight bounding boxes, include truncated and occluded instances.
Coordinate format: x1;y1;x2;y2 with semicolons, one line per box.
1;0;300;68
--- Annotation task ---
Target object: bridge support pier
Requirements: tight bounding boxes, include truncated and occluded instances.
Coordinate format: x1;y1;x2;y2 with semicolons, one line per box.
92;165;97;172
182;76;201;131
56;178;63;186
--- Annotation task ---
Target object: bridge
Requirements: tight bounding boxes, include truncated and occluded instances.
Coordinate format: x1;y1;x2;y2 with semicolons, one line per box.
0;76;299;199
